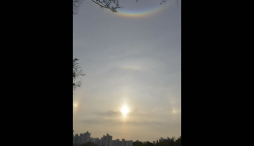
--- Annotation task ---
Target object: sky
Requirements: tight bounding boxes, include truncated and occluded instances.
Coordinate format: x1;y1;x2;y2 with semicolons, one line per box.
73;0;181;142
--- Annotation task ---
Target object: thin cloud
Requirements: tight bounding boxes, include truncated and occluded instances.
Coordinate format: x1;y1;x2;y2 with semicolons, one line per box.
120;66;142;71
94;110;120;116
81;118;162;126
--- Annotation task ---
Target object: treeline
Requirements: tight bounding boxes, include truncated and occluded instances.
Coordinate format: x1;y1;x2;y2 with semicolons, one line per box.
133;136;181;146
73;136;181;146
74;142;98;146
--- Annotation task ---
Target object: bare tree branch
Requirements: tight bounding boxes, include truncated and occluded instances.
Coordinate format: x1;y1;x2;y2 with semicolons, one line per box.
73;0;170;14
91;0;122;12
73;58;85;90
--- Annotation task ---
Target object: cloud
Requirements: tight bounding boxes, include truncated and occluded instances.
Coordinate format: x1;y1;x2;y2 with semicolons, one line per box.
125;120;162;126
80;109;165;126
93;109;149;118
120;66;142;71
94;110;120;116
81;118;162;126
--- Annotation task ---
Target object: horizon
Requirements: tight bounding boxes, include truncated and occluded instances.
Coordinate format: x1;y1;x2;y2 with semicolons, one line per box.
73;131;180;142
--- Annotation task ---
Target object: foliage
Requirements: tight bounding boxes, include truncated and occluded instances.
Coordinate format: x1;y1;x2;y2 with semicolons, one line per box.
132;136;181;146
73;58;85;90
133;141;142;146
73;0;84;14
81;142;98;146
74;136;181;146
74;142;98;146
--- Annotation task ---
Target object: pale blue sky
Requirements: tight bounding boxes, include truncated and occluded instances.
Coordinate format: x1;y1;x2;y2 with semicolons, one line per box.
73;0;181;141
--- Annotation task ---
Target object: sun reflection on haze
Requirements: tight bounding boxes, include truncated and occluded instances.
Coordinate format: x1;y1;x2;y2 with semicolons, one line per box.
120;105;130;121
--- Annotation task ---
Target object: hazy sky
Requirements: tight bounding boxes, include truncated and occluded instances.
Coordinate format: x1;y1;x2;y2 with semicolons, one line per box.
73;0;181;142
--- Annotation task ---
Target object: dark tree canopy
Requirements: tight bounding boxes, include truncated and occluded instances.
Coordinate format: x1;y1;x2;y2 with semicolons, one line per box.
73;137;181;146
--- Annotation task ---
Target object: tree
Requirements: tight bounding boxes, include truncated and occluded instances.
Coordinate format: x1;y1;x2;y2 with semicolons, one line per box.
73;0;170;14
73;0;122;13
73;1;85;90
73;0;84;14
91;0;122;12
73;58;85;90
133;141;143;146
80;142;98;146
174;136;181;146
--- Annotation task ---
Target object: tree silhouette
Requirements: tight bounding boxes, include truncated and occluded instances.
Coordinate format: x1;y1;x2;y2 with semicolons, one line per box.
73;0;170;14
73;58;85;90
73;0;84;14
174;136;181;146
91;0;122;12
134;137;181;146
133;141;143;146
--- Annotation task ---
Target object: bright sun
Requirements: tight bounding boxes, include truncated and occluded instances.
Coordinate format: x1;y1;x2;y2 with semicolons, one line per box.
120;106;129;115
73;103;78;108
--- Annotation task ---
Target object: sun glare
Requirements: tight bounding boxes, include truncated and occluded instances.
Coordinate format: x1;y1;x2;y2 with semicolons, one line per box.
121;106;129;115
73;103;78;108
